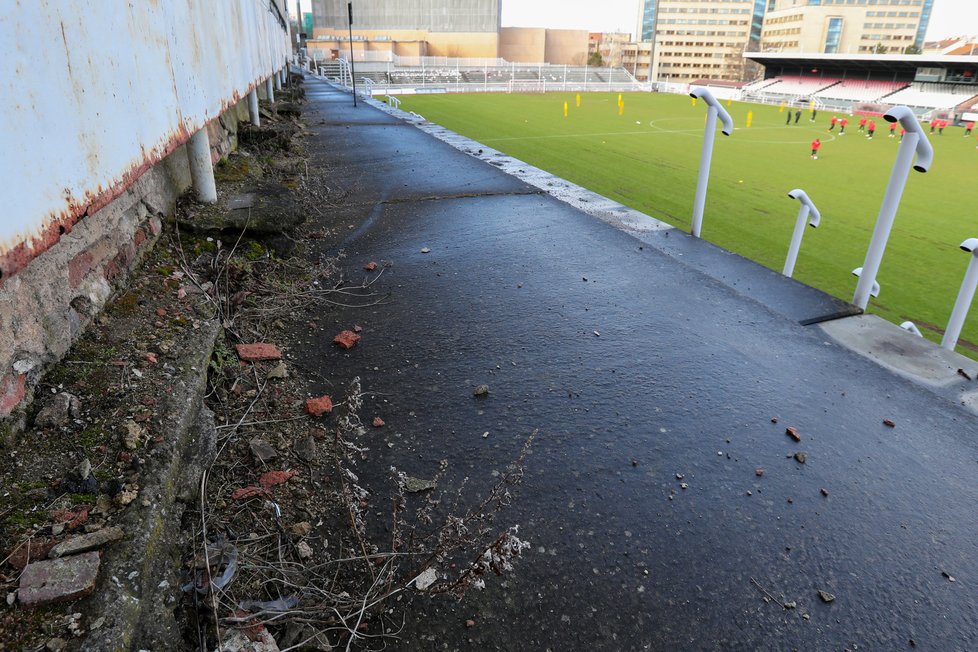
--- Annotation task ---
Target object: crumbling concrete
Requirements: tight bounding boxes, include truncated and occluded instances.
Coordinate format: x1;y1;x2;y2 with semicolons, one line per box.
0;100;249;427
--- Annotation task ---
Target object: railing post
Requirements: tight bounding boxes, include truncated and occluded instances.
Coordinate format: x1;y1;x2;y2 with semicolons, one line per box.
187;128;217;204
265;77;275;103
248;89;260;126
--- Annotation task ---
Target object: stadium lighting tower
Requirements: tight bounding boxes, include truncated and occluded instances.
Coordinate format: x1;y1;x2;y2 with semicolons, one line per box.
783;189;821;278
852;106;933;309
689;87;733;238
940;238;978;351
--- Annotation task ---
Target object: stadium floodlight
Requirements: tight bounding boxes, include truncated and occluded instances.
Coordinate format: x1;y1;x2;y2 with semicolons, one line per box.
940;238;978;351
689;87;733;238
900;321;923;337
852;106;933;309
783;189;821;278
851;268;880;298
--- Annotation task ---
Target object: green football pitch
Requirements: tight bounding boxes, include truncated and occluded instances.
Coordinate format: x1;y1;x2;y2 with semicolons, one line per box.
399;91;978;354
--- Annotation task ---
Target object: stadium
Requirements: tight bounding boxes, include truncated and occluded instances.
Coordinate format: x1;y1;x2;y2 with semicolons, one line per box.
304;42;978;352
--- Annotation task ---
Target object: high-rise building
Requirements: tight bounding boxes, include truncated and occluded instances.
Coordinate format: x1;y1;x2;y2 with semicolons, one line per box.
637;1;769;82
760;0;932;55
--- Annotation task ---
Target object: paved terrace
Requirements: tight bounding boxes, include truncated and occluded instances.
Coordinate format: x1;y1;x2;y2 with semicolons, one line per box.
295;77;978;650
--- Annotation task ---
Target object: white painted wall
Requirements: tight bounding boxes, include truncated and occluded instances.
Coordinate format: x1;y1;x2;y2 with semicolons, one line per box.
0;0;291;274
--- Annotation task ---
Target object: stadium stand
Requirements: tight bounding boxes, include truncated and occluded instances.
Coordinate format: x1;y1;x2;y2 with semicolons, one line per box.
815;79;907;103
881;82;978;110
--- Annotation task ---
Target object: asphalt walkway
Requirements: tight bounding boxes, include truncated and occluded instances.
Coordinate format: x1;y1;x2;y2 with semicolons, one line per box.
294;77;978;651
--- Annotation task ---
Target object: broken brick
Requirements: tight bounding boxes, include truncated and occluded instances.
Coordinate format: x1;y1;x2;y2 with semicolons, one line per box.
372;417;385;427
333;330;361;349
883;419;896;428
231;486;269;501
364;262;378;271
785;426;801;442
235;343;283;362
18;552;101;607
6;538;59;571
259;470;297;490
305;395;333;416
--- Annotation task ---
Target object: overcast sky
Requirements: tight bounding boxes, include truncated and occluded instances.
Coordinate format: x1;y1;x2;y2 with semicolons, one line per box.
297;1;978;41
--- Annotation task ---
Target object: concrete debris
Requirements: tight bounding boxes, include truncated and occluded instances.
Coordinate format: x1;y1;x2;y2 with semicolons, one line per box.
403;476;437;493
215;627;281;652
414;567;438;590
18;552;101;608
49;526;125;559
473;384;490;397
72;458;92;481
122;420;143;450
296;541;313;560
290;522;312;537
35;392;81;427
794;452;807;464
818;590;835;603
266;361;288;379
293;436;316;461
249;438;279;463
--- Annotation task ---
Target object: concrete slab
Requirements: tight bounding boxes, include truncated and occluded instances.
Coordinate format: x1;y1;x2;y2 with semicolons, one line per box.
820;313;978;398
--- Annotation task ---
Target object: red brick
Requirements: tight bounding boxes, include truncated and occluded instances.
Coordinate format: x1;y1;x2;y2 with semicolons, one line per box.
68;252;94;289
235;343;283;362
0;372;26;417
333;330;361;349
6;538;58;571
305;395;332;416
134;228;147;248
18;551;100;607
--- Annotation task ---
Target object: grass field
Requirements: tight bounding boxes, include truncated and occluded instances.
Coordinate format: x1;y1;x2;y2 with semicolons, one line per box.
399;91;978;354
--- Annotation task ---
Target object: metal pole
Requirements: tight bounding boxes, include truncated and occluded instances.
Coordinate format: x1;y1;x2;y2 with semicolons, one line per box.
691;106;718;238
852;132;919;308
274;69;282;91
942;248;978;350
265;77;275;103
187;128;217;204
247;89;260;126
348;2;357;107
783;204;810;278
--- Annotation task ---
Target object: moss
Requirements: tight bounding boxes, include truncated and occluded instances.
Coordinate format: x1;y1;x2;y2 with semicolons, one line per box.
157;265;175;277
110;292;140;317
243;241;265;261
68;493;97;504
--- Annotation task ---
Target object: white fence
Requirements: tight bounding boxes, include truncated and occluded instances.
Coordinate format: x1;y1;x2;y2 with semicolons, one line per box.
0;0;291;280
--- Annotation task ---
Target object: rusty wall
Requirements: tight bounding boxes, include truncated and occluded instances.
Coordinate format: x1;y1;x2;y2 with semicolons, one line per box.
0;0;290;284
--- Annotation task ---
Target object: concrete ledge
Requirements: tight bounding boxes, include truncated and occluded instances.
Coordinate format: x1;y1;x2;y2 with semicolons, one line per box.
83;319;220;651
820;314;978;409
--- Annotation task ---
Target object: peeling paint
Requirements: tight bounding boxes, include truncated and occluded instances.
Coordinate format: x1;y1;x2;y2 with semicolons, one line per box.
0;0;291;284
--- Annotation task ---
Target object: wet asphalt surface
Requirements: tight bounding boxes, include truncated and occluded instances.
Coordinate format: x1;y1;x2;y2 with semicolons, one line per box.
291;79;978;651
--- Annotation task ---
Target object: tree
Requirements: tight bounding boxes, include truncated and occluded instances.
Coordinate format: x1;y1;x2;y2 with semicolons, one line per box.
904;44;922;55
587;52;603;67
873;43;888;55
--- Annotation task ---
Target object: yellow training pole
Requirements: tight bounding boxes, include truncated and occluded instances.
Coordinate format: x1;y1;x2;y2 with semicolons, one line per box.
746;110;753;128
727;98;732;107
619;102;624;116
691;97;697;107
564;101;568;117
576;93;581;107
779;101;785;113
